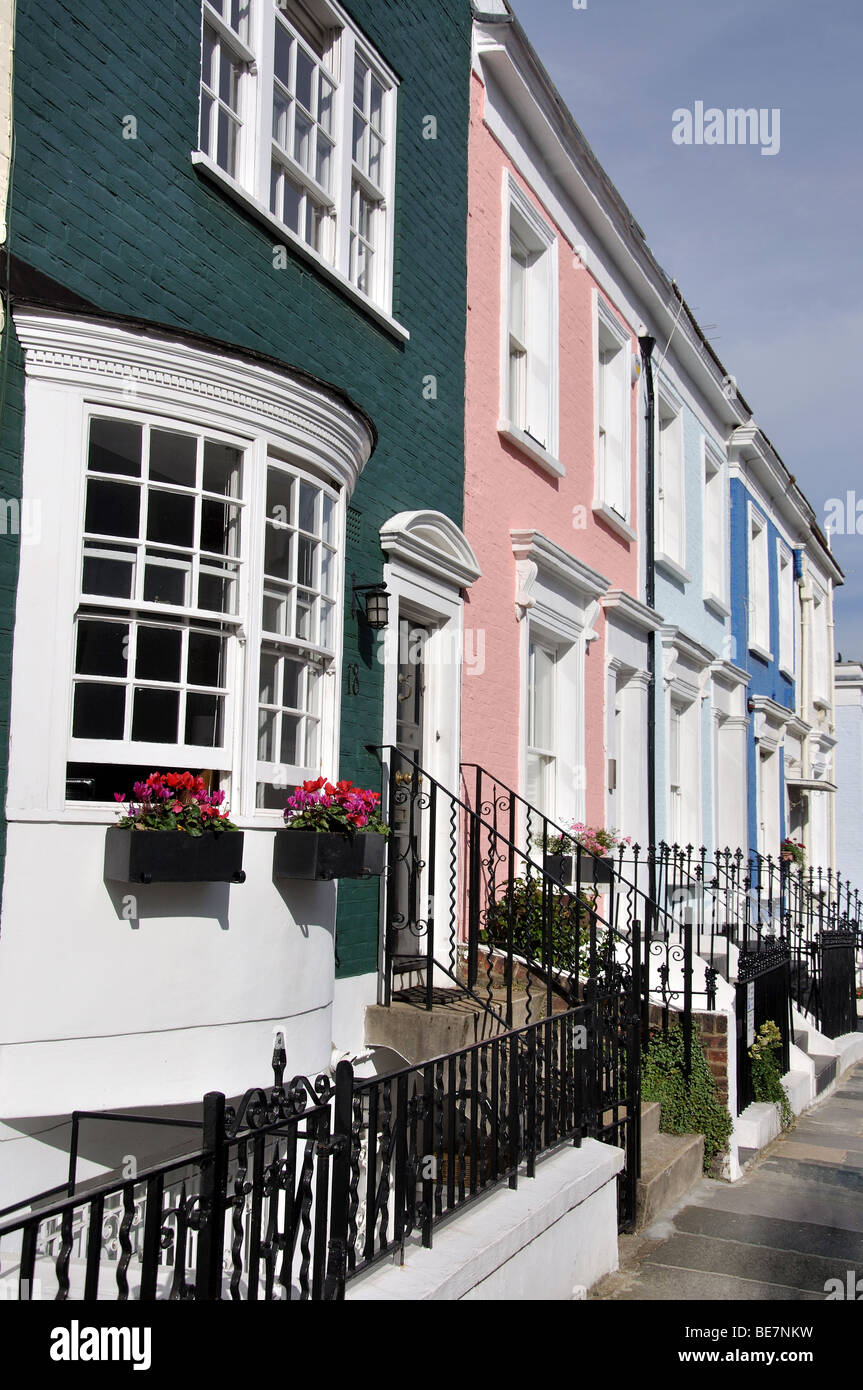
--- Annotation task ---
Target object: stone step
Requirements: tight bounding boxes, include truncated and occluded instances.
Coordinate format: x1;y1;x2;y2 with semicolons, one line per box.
365;989;531;1066
636;1129;704;1229
641;1101;661;1142
810;1053;838;1094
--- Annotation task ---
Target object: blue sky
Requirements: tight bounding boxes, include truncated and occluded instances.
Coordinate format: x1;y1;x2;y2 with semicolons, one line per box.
511;0;863;656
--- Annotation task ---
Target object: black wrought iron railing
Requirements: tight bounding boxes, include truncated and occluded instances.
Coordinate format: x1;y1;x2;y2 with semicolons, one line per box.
0;1041;353;1302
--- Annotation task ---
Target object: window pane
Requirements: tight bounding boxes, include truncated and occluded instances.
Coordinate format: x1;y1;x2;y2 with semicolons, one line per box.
354;58;366;111
188;631;224;688
296;593;315;642
258;709;277;761
273;90;290;148
203;442;241;498
280;713;302;764
265;526;293;580
132;688;180;743
260;651;279;705
319;79;334;134
283;657;303;709
297;536;317;588
321;494;335;544
305;718;319;766
294;109;313;172
218;52;240;110
136;626;182;683
281;175;302;233
185;693;223;747
85;479;140;539
150;430;197;489
89;419;142;478
370;76;384;131
274;22;293;87
217;108;239;175
200;93;214;153
263;591;288;635
267;469;294;523
316;135;332;189
298;481;318;533
352;110;365;165
82;547;135;599
296;46;314;111
320;548;335;598
320;600;335;648
144;554;190;607
73;683;125;740
200;499;239;556
198;564;237;615
147;490;196;548
202;26;217;90
76;620;128;678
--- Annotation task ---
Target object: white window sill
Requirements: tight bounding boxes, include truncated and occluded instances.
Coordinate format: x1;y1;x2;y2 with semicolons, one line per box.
704;593;731;619
656;551;691;585
749;641;774;664
498;422;565;479
192;152;410;343
778;662;794;682
592;501;636;543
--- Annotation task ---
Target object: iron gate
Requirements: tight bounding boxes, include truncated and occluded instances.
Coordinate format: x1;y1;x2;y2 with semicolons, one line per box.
735;941;792;1114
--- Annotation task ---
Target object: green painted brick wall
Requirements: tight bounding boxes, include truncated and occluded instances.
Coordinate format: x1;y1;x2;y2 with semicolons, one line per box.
7;0;472;974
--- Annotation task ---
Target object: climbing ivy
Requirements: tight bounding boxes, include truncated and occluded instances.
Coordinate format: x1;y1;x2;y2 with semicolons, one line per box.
642;1024;733;1172
749;1020;794;1130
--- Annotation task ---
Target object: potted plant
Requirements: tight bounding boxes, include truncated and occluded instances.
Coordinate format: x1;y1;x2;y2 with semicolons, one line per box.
780;837;806;868
106;773;245;884
274;778;389;881
565;823;629;886
534;831;574;884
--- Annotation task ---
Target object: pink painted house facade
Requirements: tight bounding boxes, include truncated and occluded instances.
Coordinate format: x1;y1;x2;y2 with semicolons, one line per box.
461;25;660;847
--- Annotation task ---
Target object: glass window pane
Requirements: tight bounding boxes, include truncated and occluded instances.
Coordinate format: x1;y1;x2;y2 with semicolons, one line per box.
73;683;125;740
273;90;290;147
306;667;321;716
305;718;319;767
188;631;224;688
85;479;140;539
320;548;335;598
198;565;237;615
136;626;182;683
321;494;335;544
368;132;382;185
297;536;317;588
296;46;314;111
283;657;303;709
263;591;288;635
316;135;332;190
82;547;135;599
218;52;240;111
298;481;318;534
267;469;294;523
260;651;279;705
149;430;197;489
295;593;315;642
354;59;366;111
265;525;293;580
280;713;302;765
200;93;214;153
76;620;128;678
258;709;277;762
203;442;241;498
274;21;293;88
200;499;239;556
320;600;335;649
89;419;142;478
132;688;180;742
294;109;313;172
352;110;365;164
146;490;196;548
319;79;334;134
144;554;189;607
185;693;222;747
281;175;302;233
217;107;238;175
370;76;384;131
202;26;217;90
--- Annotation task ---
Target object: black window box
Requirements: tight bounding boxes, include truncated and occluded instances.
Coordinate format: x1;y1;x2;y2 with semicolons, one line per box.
105;827;246;884
274;829;387;881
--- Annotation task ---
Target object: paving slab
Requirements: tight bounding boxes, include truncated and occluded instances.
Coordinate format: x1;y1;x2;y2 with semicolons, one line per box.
592;1062;863;1300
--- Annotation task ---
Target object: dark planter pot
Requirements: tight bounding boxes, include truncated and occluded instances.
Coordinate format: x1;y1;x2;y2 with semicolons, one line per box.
544;854;573;884
575;854;614;887
274;829;388;881
105;828;246;885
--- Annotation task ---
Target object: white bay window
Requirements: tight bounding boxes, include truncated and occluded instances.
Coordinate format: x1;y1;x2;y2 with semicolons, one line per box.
10;313;373;822
197;0;398;312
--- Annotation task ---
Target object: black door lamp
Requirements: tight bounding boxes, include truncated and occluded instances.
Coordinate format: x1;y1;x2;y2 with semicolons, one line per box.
351;575;390;630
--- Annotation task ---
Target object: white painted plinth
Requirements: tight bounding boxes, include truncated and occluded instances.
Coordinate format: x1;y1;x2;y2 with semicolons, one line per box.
347;1138;623;1302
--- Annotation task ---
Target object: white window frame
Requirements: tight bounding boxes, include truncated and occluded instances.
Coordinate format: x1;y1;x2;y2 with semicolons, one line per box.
593;297;632;528
8;314;374;826
703;438;728;612
747;503;771;661
195;0;400;321
811;583;830;708
526;637;558;817
499;173;560;471
777;539;794;679
656;385;686;573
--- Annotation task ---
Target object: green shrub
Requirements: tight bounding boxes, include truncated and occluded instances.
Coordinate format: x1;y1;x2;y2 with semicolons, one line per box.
749;1021;793;1130
481;877;605;977
642;1024;733;1172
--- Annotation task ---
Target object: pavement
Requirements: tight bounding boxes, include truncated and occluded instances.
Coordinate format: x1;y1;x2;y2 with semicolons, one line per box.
593;1062;863;1301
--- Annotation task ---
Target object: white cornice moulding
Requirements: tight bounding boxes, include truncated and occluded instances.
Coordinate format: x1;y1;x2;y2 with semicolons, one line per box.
601;589;664;633
13;310;376;496
380;510;482;591
510;530;610;602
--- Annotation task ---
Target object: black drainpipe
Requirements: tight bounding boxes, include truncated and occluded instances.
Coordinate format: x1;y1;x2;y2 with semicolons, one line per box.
639;335;657;889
